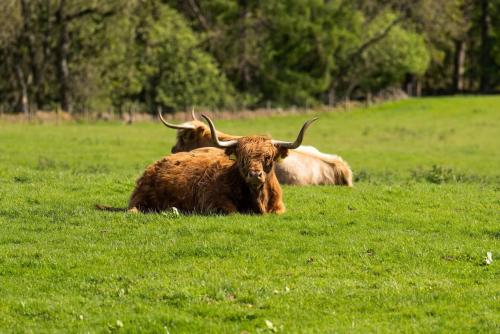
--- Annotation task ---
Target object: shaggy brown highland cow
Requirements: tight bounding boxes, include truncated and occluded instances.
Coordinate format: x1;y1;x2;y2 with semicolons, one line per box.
166;109;237;154
127;115;317;214
160;110;352;186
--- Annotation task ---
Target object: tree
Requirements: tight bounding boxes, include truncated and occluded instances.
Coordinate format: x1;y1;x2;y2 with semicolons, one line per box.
105;1;235;113
478;0;494;92
0;0;27;114
360;16;430;96
0;0;497;114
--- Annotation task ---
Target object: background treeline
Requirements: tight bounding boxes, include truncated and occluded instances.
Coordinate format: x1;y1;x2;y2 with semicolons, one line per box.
0;0;499;115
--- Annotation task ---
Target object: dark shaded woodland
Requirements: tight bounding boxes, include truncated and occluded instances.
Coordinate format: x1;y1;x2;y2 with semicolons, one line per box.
1;0;499;115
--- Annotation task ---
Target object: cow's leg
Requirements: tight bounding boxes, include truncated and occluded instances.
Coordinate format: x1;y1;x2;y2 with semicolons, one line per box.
267;178;286;215
128;187;141;211
269;202;285;215
215;201;238;215
128;187;151;213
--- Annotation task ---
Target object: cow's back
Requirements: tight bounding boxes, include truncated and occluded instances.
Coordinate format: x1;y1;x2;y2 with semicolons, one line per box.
276;146;352;186
129;148;232;212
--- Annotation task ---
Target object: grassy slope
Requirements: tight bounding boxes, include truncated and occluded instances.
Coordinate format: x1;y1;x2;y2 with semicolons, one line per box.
0;96;499;333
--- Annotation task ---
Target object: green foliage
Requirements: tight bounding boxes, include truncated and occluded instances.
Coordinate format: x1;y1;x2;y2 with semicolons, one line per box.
358;12;430;92
147;6;235;110
258;1;340;106
101;2;236;112
490;0;500;88
0;0;498;112
410;0;466;90
411;165;488;184
0;97;499;332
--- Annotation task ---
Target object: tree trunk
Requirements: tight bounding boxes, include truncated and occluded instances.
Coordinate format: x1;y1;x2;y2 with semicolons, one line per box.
20;0;42;110
56;0;71;113
15;64;30;118
145;80;156;115
345;81;357;101
415;78;422;97
127;104;134;125
479;0;492;92
237;0;251;90
452;40;466;93
366;90;372;107
405;74;413;96
328;85;336;106
404;74;421;96
39;1;53;108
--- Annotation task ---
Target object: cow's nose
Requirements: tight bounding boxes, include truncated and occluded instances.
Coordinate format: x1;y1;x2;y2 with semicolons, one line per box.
249;170;263;178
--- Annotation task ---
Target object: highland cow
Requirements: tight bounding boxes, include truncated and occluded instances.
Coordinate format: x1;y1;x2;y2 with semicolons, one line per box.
167;109;238;154
127;115;318;214
160;110;353;186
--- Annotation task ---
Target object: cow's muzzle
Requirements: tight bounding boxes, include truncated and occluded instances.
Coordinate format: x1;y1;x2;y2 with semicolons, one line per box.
247;170;265;188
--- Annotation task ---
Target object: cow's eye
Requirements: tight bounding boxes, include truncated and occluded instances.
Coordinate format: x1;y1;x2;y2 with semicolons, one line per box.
264;156;272;169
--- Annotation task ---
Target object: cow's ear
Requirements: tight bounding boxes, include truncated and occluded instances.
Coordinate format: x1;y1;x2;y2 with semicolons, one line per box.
276;147;288;161
187;131;196;141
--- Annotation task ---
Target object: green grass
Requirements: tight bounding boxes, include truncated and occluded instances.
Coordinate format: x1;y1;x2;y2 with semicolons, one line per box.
0;96;499;333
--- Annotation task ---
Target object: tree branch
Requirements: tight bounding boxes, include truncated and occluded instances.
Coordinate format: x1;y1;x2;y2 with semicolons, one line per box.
65;7;116;22
186;0;210;31
349;15;404;62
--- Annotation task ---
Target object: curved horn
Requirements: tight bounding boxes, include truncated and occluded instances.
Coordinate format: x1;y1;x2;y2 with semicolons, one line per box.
191;107;198;121
271;117;319;149
201;114;238;148
158;109;195;130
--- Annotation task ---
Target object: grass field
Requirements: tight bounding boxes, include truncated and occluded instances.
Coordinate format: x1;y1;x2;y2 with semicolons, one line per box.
0;96;499;333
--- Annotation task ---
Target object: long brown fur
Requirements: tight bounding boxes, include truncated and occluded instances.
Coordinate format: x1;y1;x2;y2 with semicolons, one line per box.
171;120;237;153
128;138;288;215
168;120;353;186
